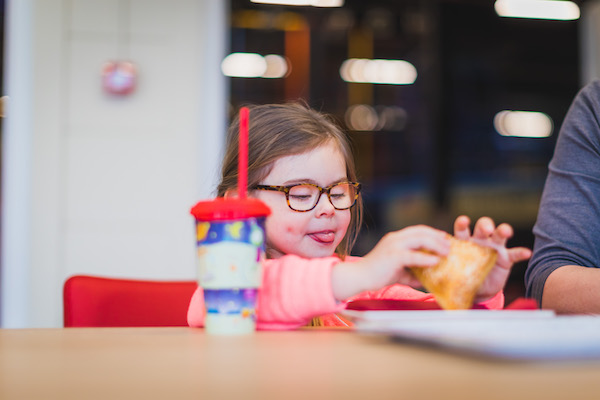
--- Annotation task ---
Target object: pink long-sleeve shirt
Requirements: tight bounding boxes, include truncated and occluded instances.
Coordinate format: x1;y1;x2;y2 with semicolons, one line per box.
187;255;504;330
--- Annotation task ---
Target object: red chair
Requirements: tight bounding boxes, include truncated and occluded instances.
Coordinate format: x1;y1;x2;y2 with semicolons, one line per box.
63;275;198;327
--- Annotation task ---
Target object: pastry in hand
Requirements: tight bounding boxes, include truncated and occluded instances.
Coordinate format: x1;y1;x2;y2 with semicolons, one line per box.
410;236;498;310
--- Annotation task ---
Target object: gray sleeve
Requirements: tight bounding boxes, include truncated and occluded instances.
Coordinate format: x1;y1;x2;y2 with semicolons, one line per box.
525;80;600;305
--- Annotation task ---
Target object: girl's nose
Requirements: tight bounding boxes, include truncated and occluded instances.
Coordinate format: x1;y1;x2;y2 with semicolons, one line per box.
314;193;336;217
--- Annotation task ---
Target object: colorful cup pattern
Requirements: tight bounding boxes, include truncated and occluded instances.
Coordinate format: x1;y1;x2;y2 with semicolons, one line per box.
204;288;258;317
195;217;266;334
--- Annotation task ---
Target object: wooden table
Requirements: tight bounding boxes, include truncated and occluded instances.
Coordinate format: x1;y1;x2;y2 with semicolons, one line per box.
1;327;600;399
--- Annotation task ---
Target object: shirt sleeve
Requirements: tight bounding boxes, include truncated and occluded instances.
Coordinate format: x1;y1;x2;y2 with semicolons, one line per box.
525;80;600;305
187;254;345;330
257;255;345;330
186;287;205;328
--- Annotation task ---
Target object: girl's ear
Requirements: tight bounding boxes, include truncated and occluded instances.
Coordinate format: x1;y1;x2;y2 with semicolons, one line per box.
223;189;238;198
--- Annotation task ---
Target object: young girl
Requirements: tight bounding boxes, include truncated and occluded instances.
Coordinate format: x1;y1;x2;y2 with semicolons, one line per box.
187;103;532;330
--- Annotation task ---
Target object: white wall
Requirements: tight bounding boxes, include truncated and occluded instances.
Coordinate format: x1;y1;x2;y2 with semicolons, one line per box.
1;0;227;328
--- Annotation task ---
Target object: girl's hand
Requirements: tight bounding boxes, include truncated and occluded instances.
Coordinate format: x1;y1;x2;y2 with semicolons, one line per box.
453;215;532;302
331;225;451;300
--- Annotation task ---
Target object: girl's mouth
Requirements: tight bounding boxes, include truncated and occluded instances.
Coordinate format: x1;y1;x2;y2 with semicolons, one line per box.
308;231;335;244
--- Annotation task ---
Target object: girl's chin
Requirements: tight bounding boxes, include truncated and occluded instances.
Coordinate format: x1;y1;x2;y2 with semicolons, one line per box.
268;247;336;259
299;244;338;258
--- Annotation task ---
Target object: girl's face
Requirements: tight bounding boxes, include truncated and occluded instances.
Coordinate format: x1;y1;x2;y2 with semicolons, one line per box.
253;141;351;259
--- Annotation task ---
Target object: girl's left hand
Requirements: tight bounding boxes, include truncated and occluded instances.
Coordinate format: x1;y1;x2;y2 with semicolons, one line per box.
453;215;532;302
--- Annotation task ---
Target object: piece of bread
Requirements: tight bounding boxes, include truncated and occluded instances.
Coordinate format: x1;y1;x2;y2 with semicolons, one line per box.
410;237;498;310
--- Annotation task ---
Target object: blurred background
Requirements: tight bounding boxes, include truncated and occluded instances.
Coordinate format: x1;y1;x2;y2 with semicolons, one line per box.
0;0;596;327
227;0;584;303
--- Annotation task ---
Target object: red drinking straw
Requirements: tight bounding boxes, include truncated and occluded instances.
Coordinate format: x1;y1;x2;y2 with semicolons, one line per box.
238;107;249;199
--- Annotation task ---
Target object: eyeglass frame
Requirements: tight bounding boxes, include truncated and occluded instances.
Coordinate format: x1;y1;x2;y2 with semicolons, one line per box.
254;181;361;212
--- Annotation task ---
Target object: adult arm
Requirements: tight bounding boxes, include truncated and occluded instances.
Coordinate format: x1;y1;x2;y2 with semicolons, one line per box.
525;80;600;312
542;265;600;313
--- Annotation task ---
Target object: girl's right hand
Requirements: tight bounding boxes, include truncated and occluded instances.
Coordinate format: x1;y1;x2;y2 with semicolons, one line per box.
331;225;451;300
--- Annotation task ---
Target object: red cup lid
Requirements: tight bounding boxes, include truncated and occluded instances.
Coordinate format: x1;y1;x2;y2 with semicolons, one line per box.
190;197;271;221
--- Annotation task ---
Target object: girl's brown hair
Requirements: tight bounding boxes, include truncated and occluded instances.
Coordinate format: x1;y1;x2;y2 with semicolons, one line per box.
217;103;363;259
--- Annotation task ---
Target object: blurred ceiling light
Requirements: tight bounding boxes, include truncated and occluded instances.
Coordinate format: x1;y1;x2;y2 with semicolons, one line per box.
262;55;289;78
345;105;378;131
376;106;408;131
494;0;580;21
340;59;417;85
251;0;343;7
221;53;288;78
494;110;553;138
221;53;266;77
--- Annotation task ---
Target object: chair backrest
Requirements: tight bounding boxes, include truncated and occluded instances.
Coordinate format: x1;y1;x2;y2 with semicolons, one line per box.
63;275;198;327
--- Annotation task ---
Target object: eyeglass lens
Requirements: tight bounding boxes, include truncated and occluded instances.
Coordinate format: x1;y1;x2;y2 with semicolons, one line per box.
288;183;356;211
